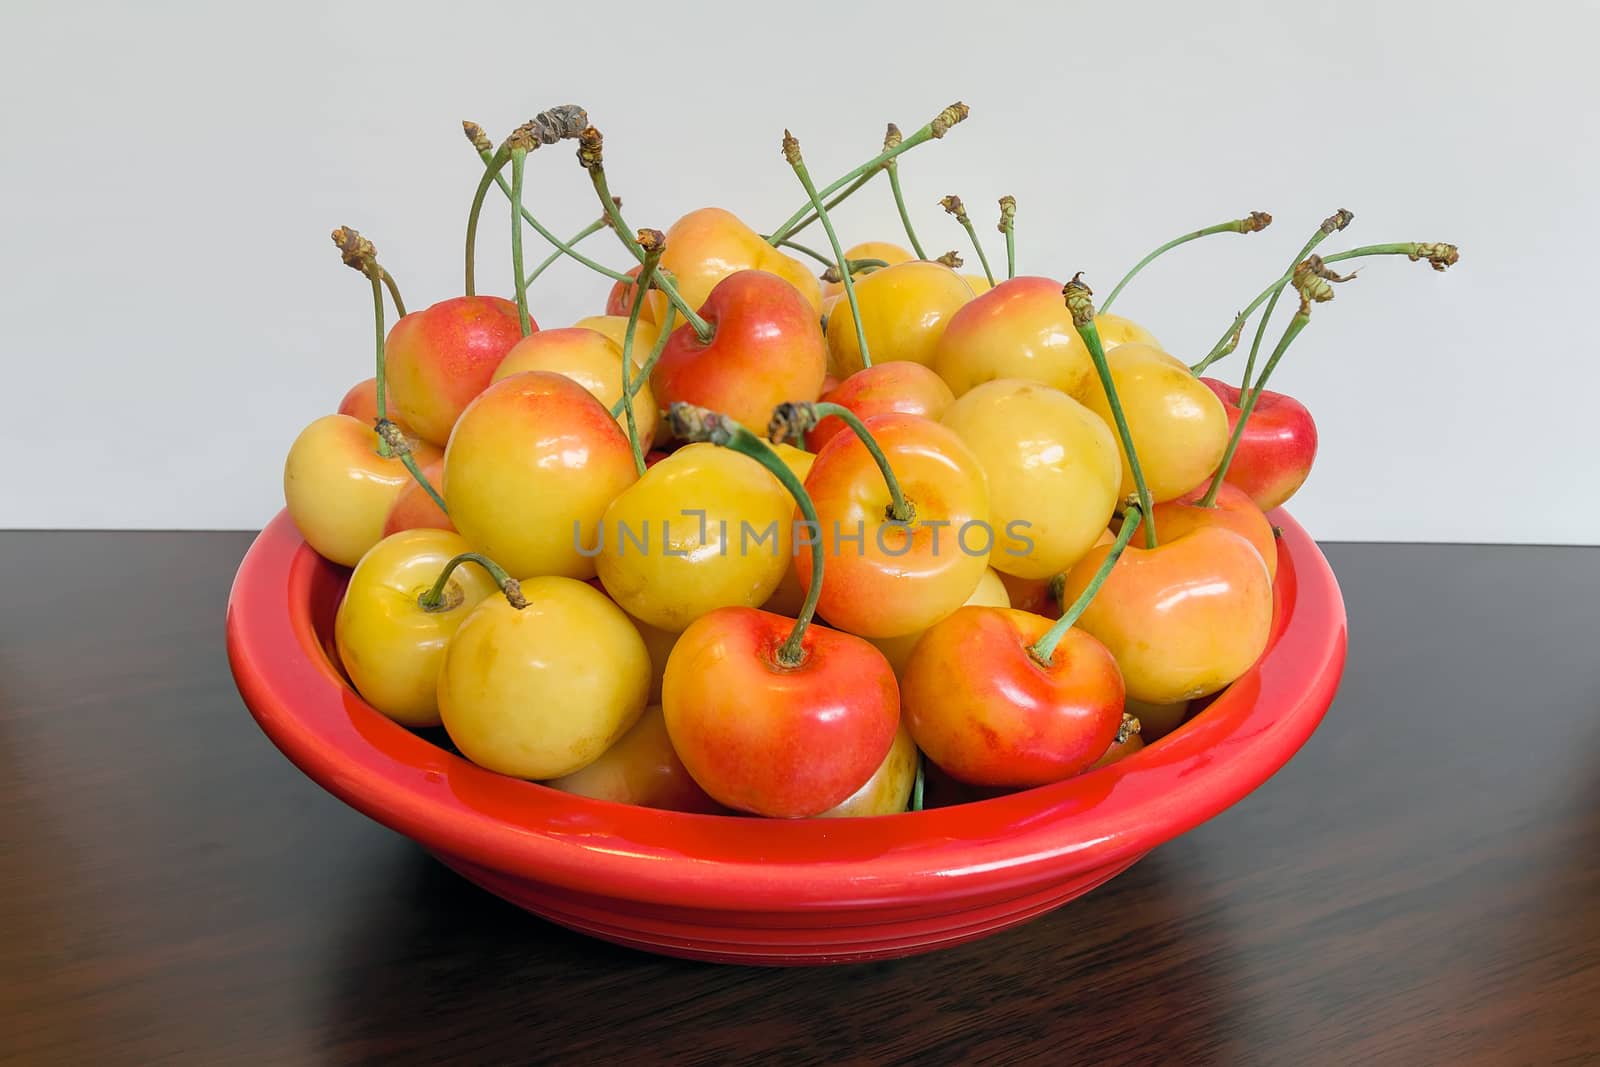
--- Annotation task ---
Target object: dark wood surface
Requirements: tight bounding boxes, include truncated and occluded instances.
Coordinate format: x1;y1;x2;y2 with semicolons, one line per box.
1;532;1597;1066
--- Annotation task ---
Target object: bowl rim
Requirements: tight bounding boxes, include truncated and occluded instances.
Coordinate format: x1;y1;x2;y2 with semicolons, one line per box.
227;509;1345;911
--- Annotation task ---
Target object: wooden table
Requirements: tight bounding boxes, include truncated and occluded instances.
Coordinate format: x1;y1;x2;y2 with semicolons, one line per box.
1;532;1596;1065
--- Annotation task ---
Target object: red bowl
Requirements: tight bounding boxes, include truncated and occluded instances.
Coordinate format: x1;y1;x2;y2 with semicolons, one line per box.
227;509;1345;966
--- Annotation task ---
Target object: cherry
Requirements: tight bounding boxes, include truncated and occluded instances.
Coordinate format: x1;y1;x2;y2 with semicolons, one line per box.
381;454;452;536
811;361;956;453
1198;379;1318;512
544;705;724;814
815;723;919;817
824;261;975;378
492;326;660;448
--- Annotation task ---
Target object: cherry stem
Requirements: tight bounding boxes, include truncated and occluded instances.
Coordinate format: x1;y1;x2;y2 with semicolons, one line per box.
1240;210;1352;392
886;153;927;258
1100;212;1273;315
1065;275;1157;548
911;756;926;812
1028;505;1142;665
1202;303;1313;508
463;146;510;296
1190;241;1459;374
785;132;873;368
784;401;912;522
667;404;824;668
522;214;609;290
378;268;406;318
998;196;1017;281
768;171;877;245
360;269;448;515
509;149;533;335
610;301;680;418
767;102;968;246
619;235;664;476
941;197;995;286
418;552;525;612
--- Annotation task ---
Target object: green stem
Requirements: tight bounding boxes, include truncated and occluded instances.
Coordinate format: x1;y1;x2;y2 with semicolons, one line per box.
1005;229;1016;280
1028;506;1142;664
418;552;525;611
887;164;927;259
1201;310;1311;507
811;402;911;522
1100;212;1272;314
770;171;878;245
509;149;532;336
611;302;679;418
468;144;631;286
770;236;836;267
787;136;872;369
585;164;714;342
367;275;447;516
523;216;608;289
911;756;925;812
378;268;406;318
1066;278;1157;548
1239;212;1349;391
463;147;510;296
619;244;663;476
957;215;995;287
1191;242;1456;374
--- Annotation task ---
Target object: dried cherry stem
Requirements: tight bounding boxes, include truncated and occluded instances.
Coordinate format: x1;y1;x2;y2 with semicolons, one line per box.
1190;241;1460;374
940;195;995;286
1065;274;1157;548
1028;505;1142;665
784;130;873;368
576;127;714;343
883;124;928;259
770;401;912;523
667;403;824;668
619;230;665;476
998;196;1017;280
1201;268;1330;508
508;148;534;335
767;101;970;245
1240;210;1352;392
522;213;610;289
418;552;525;612
1100;211;1273;314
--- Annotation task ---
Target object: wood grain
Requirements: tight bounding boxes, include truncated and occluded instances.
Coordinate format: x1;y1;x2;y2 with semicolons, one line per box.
1;533;1597;1065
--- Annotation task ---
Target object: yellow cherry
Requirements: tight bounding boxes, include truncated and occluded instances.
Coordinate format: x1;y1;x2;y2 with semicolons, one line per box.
931;276;1094;400
492;326;658;445
821;241;914;298
544;705;723;813
868;567;1010;674
571;314;663;365
825;260;975;378
1094;311;1160;351
437;576;650;779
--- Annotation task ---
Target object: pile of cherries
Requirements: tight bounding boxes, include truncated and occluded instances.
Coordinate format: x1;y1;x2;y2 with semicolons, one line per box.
284;103;1457;818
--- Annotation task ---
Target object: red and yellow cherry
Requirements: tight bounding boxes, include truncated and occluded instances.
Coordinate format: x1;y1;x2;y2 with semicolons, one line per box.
651;269;826;434
337;377;413;437
1081;342;1229;502
1057;525;1272;704
437;575;650;779
384;295;526;446
1094;312;1161;351
381;454;452;536
869;567;1009;675
820;240;914;298
824;260;974;378
941;379;1120;580
663;605;899;817
1199;377;1319;511
595;443;794;632
810;360;956;453
931;276;1094;400
572;313;663;367
1148;480;1278;579
797;412;990;638
333;533;499;727
443;371;637;580
815;722;918;817
283;414;443;567
666;207;822;315
901;606;1125;787
544;705;723;813
491;326;659;444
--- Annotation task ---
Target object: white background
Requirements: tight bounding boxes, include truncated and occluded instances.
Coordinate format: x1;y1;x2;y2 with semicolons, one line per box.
2;1;1595;542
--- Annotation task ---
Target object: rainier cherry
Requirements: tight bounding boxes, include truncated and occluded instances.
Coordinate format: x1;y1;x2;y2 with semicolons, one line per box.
382;454;452;536
384;295;526;446
931;276;1094;399
492;326;659;445
1200;378;1318;511
544;705;724;813
824;260;975;378
810;360;956;453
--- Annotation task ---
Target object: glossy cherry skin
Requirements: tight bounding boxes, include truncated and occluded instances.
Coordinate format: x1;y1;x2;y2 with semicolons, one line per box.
824;260;975;378
1094;312;1161;351
1199;377;1319;511
815;722;918;817
333;529;498;727
662;607;900;818
1149;480;1278;580
901;606;1125;788
443;371;638;580
659;207;823;318
492;326;659;445
283;414;443;567
931;276;1094;400
941;379;1121;580
544;705;724;814
572;313;663;368
821;240;915;297
384;295;527;446
1058;526;1273;704
869;567;1010;675
595;443;793;633
381;454;453;536
651;269;827;433
799;413;991;638
437;576;651;780
1081;343;1229;503
810;361;956;453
